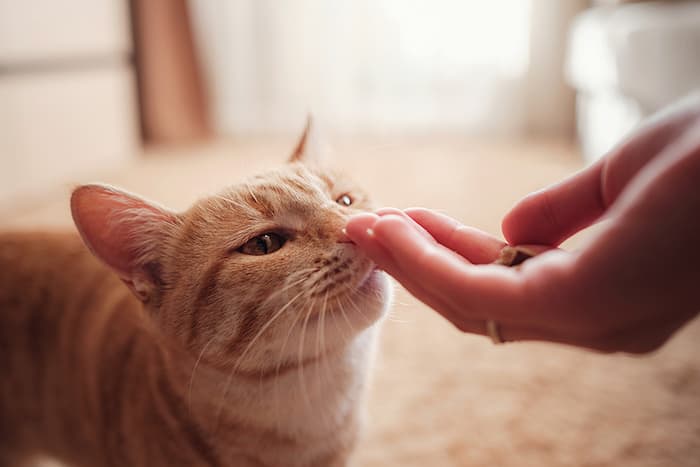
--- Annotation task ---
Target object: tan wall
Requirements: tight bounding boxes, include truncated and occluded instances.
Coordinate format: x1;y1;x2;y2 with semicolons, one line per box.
0;0;138;205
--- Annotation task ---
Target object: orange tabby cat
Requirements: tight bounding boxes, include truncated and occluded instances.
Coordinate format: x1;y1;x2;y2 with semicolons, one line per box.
0;123;391;467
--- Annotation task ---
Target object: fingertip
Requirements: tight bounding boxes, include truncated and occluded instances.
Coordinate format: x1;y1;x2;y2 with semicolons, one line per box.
372;214;431;249
345;212;379;240
501;190;556;245
404;207;458;227
345;214;403;275
404;207;429;215
375;207;404;216
372;213;411;234
372;208;436;243
404;207;437;221
500;198;527;244
346;212;379;225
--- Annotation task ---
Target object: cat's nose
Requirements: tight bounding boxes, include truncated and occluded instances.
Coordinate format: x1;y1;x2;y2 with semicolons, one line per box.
337;227;355;244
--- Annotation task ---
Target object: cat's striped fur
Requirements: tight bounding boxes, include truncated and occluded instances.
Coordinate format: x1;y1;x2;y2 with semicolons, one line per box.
0;125;391;466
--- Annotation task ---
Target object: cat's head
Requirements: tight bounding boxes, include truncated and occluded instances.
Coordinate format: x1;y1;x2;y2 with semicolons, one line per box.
71;122;390;373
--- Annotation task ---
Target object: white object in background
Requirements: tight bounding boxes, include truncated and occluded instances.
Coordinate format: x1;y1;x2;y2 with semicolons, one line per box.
567;2;700;163
575;91;642;165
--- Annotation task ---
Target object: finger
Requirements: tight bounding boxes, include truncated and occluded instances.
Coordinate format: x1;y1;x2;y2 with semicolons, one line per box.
370;215;524;320
502;108;694;247
350;215;573;342
405;208;506;264
374;207;436;243
346;213;481;326
501;161;607;246
346;213;436;281
345;213;396;269
599;106;698;204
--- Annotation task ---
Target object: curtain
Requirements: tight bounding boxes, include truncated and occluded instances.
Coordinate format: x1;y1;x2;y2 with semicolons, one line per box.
189;0;587;138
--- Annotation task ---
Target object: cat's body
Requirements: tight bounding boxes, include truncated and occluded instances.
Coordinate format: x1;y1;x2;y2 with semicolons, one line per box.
0;125;390;466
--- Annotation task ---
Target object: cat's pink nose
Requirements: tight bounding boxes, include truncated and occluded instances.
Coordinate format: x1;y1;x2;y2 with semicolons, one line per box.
337;228;355;244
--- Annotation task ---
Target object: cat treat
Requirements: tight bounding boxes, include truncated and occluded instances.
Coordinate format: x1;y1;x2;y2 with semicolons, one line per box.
494;245;537;267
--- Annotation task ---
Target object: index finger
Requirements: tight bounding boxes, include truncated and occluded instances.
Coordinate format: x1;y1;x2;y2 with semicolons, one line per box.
501;161;606;246
404;208;506;264
502;103;697;246
371;214;525;320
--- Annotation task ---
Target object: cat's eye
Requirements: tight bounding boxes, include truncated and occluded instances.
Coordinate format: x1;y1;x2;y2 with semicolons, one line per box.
336;194;353;207
238;233;286;256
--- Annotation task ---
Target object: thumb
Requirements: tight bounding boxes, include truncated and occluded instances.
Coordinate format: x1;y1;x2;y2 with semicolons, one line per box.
503;103;696;246
501;161;606;246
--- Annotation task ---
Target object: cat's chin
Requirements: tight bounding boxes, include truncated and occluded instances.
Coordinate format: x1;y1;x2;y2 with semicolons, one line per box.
306;268;389;330
357;267;387;297
342;267;390;323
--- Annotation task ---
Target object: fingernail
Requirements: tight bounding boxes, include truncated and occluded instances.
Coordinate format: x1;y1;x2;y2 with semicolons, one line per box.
375;207;402;216
338;227;354;244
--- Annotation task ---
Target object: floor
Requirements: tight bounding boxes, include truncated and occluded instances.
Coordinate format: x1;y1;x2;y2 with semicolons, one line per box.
4;136;700;466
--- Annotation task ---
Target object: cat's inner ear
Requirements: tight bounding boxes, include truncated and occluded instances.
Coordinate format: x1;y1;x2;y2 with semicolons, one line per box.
289;115;325;165
71;184;178;302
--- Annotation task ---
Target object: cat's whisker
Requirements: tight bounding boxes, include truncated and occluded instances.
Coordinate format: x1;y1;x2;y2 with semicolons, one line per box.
313;290;340;431
318;291;334;387
253;271;312;310
328;295;351;346
187;333;219;413
336;295;356;345
314;294;323;388
353;282;407;323
296;303;315;411
272;298;308;433
265;270;316;412
346;290;373;325
336;306;356;363
213;287;308;432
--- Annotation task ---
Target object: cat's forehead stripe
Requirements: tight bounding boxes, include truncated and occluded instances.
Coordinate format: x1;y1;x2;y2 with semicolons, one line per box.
241;173;329;218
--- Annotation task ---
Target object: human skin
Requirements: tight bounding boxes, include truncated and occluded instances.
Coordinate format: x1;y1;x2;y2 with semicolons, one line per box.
345;96;700;353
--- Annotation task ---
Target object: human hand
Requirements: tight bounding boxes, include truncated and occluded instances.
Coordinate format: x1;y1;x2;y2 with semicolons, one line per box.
345;96;700;353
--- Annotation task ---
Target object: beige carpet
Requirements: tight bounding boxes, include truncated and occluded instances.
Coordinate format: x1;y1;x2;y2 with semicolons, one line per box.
4;136;699;467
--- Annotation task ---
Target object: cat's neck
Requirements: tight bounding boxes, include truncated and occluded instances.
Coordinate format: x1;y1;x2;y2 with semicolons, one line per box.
148;324;376;467
68;304;373;466
1;232;376;467
183;326;377;459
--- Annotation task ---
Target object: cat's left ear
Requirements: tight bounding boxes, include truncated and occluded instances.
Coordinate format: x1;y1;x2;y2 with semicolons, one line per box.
71;184;179;303
289;115;327;166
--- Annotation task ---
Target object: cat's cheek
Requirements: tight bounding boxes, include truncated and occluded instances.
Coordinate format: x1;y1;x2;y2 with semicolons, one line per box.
358;270;393;317
361;269;390;296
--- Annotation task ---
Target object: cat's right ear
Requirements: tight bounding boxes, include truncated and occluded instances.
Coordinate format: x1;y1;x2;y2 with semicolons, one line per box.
71;184;179;302
289;115;326;165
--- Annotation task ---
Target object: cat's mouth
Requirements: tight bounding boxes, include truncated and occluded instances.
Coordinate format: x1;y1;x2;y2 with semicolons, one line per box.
358;265;382;291
305;267;384;323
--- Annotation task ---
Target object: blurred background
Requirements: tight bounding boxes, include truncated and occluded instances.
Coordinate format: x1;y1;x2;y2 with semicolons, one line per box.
2;1;700;466
3;0;700;207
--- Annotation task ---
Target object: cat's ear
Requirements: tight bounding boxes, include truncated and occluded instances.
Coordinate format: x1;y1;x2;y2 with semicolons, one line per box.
289;115;326;165
71;184;179;302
